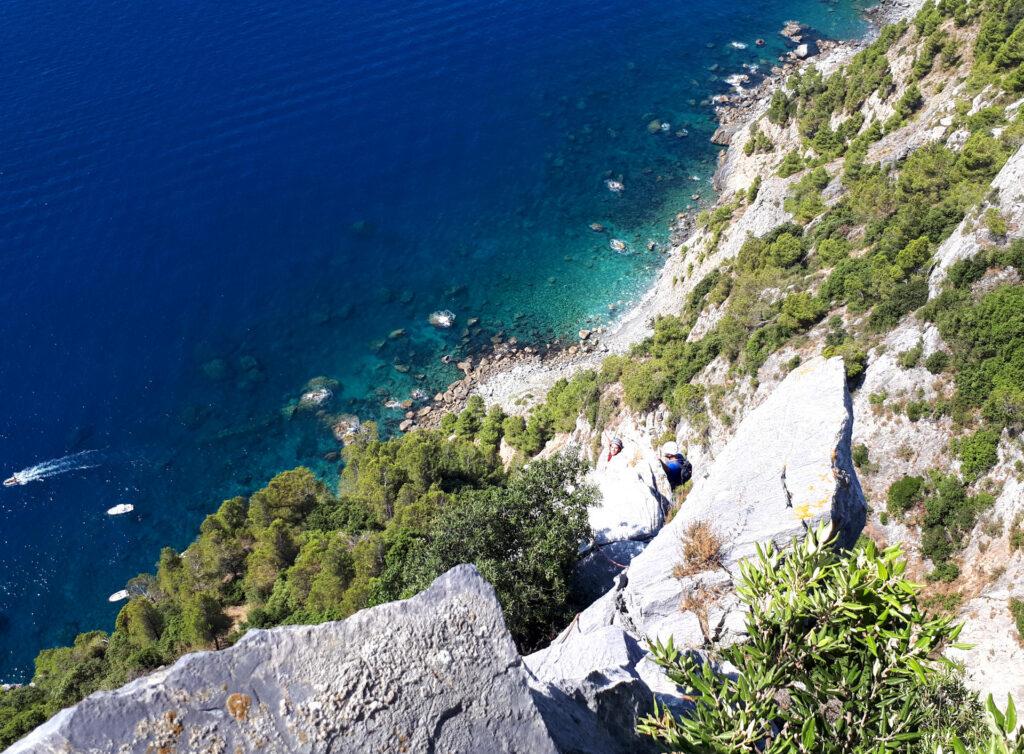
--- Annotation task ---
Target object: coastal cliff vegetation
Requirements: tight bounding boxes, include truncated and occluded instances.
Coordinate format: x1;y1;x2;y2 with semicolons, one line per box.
4;0;1024;749
0;429;594;748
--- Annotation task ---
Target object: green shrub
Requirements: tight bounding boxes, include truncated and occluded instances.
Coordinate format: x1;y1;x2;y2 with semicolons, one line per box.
956;427;1001;481
1011;598;1024;642
816;237;850;266
852;442;870;469
920;472;992;572
888;475;925;515
906;400;931;422
869;277;929;331
744;125;774;155
925;350;950;374
778;292;826;331
824;341;868;380
899;340;925;368
984;207;1009;237
747;174;763;203
637;526;963;752
621;360;670;411
784;167;830;224
767;89;791;125
454;394;486;438
412;454;595;649
777;150;804;178
546;371;600;432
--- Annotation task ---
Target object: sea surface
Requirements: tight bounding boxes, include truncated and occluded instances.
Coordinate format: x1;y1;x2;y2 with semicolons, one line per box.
0;0;869;680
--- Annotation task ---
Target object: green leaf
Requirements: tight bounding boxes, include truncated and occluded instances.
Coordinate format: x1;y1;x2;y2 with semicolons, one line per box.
906;656;927;684
1003;693;1017;733
798;716;816;751
987;694;1006;729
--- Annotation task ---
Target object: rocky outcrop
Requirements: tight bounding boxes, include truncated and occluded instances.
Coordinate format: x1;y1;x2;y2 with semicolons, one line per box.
534;411;674;603
929;144;1024;294
946;439;1024;704
584;418;673;548
8;566;560;754
525;356;865;750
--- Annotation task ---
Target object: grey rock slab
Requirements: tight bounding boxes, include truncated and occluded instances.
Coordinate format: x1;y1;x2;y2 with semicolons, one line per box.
526;356;865;752
618;355;864;644
8;565;559;754
573;539;648;605
525;626;660;754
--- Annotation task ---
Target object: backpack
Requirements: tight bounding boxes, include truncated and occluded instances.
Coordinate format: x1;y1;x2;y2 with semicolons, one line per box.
678;456;692;484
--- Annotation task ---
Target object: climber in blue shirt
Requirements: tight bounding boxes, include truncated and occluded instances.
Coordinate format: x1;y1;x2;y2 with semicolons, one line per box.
660;441;692;489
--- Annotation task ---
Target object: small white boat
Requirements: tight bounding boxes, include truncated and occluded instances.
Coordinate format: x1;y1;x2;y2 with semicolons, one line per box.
108;589;130;602
3;475;22;488
605;179;625;193
428;310;456;328
106;503;134;516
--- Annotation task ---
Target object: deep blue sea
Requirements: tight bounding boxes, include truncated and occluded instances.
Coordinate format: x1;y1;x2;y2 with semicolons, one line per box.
0;0;869;680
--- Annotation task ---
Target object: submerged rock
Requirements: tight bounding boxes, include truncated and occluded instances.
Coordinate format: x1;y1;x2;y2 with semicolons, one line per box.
298;387;332;409
201;358;229;381
330;414;361;443
10;567;559;754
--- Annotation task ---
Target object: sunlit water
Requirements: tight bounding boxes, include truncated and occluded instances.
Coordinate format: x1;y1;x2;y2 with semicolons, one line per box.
0;0;868;679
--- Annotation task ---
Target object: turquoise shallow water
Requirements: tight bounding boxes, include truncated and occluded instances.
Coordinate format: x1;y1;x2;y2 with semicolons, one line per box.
0;0;868;679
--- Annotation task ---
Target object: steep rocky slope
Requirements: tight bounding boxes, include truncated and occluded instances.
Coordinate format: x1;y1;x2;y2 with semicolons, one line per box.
7;356;860;754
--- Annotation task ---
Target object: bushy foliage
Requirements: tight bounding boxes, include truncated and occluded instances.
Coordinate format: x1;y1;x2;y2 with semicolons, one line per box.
941;695;1024;754
784;167;830;224
0;429;594;746
926;284;1024;427
1011;598;1024;642
638;527;964;752
410;454;595;647
955;428;1001;482
916;473;993;579
889;475;925;515
777;150;805;178
745;125;774;155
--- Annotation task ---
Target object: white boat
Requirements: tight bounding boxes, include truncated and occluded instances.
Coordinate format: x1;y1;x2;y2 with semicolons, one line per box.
108;589;130;602
428;310;456;328
605;179;625;193
106;503;134;516
3;475;22;487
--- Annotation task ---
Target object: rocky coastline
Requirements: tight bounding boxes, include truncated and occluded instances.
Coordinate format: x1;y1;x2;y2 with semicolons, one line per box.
400;0;926;425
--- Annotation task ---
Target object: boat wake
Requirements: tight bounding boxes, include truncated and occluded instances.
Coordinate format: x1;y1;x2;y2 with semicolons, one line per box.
4;450;101;487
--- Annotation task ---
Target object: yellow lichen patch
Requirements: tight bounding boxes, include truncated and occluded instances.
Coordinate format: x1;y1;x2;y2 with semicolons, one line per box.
226;693;252;722
794;496;833;520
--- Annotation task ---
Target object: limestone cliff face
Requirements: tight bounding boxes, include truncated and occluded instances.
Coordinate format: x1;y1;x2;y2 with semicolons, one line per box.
525;356;865;754
8;566;560;754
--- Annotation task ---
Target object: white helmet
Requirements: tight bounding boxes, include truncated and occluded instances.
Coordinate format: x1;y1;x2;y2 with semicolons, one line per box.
661;440;679;456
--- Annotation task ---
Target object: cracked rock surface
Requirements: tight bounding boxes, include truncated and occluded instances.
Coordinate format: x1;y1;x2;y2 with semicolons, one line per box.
7;565;559;754
524;356;865;751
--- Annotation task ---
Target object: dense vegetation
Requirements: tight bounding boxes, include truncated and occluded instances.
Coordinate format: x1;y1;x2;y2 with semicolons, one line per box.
0;423;595;748
638;526;1020;753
